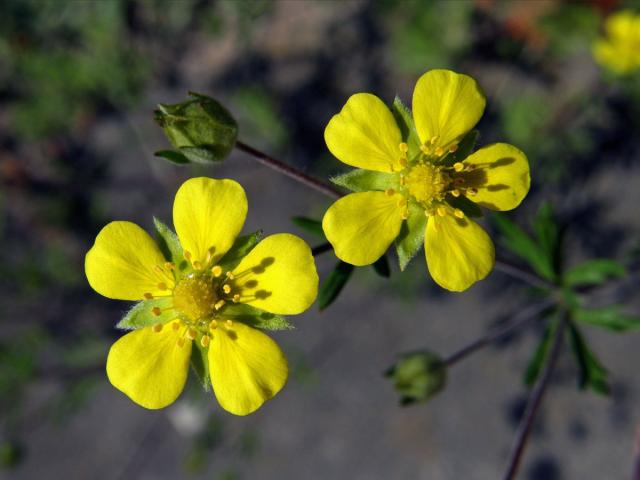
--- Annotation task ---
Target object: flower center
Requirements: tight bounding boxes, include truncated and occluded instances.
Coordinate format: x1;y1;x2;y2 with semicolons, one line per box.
172;276;217;321
403;163;448;204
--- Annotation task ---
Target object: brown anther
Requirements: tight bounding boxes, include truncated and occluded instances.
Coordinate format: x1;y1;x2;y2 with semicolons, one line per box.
193;260;202;270
429;135;439;145
399;157;408;168
176;338;185;348
466;187;478;196
397;197;407;208
200;335;210;348
187;328;197;340
152;323;163;333
448;144;458;153
385;188;396;196
172;321;180;331
399;175;406;186
164;262;175;270
151;307;162;316
143;292;154;300
209;320;218;330
157;282;168;291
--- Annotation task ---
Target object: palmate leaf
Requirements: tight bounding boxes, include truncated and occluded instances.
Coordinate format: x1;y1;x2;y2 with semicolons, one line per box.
318;260;355;310
568;323;610;395
524;319;556;386
564;259;626;287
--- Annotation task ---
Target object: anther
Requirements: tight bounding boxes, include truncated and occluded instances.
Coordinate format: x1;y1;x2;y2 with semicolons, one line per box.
200;335;210;348
399;157;408;168
225;319;234;328
401;208;409;220
399;142;409;153
466;187;478;196
151;307;162;317
164;262;175;270
429;135;439;145
453;162;464;172
193;260;202;270
157;282;168;290
225;271;235;280
143;292;154;300
420;144;431;155
222;284;232;294
184;251;192;261
399;175;406;186
454;209;465;219
209;320;218;330
451;189;461;197
172;321;180;331
385;188;395;196
448;144;458;153
211;265;223;277
232;294;240;303
176;338;185;348
152;323;163;333
187;328;197;340
214;299;226;311
397;197;407;208
435;147;444;157
437;207;447;217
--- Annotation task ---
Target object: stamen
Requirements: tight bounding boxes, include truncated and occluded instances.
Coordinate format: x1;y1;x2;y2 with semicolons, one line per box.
453;162;464;172
176;338;185;348
152;323;163;333
420;144;431;155
211;265;223;277
157;282;168;291
454;209;465;219
172;321;180;331
164;262;175;270
214;299;226;310
466;187;478;196
399;157;408;168
193;260;203;270
437;207;447;217
448;144;458;153
151;307;162;317
225;319;234;328
222;284;232;294
399;175;406;186
399;142;409;153
143;292;154;300
435;147;444;157
187;328;197;340
451;189;461;197
397;197;407;208
385;188;395;196
429;135;439;145
225;271;235;280
200;335;210;348
401;208;409;220
209;319;218;330
232;294;240;303
184;251;192;261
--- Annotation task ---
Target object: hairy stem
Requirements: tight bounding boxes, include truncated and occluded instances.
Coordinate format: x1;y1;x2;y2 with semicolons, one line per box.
444;299;555;367
501;313;567;480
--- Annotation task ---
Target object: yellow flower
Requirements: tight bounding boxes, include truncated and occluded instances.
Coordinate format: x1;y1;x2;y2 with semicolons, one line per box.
593;10;640;75
322;69;530;292
85;177;318;415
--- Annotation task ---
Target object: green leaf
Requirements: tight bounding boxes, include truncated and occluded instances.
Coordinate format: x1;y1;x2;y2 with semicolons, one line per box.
524;321;555;386
179;146;225;164
445;193;483;218
564;259;626;287
574;307;640;332
153;217;188;272
330;169;399;193
385;350;447;405
568;323;610;395
117;297;174;330
391;96;421;155
222;303;293;330
217;230;262;271
291;217;325;239
154;149;190;165
441;130;479;166
318;261;355;311
395;203;427;271
372;255;391;278
190;344;211;390
532;202;559;263
492;213;555;282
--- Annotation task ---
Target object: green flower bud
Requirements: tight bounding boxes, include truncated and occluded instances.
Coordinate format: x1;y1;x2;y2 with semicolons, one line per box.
154;92;238;164
385;351;447;405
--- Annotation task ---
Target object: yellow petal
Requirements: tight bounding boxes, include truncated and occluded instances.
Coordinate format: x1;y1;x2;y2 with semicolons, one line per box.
461;143;530;211
425;213;495;292
322;191;404;266
173;177;248;266
231;234;318;315
106;326;192;409
325;93;403;173
412;69;486;149
85;221;173;301
209;322;288;416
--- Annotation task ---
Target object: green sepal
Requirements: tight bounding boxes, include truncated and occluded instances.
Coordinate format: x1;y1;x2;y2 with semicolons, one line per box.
154;150;190;165
153;217;188;273
318;260;355;311
492;213;556;282
564;259;626;287
117;297;174;330
445;194;483;218
395;203;427;271
217;230;262;271
568;323;610;395
574;307;640;332
372;254;391;278
385;350;447;406
391;96;421;156
440;130;479;166
524;319;556;386
222;303;293;331
292;216;325;239
190;343;211;391
330;169;399;193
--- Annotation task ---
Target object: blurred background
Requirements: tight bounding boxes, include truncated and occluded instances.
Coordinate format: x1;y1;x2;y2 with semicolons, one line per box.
1;0;640;478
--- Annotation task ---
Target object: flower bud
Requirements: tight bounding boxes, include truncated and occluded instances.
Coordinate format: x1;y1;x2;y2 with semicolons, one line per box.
385;351;447;405
154;92;238;163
